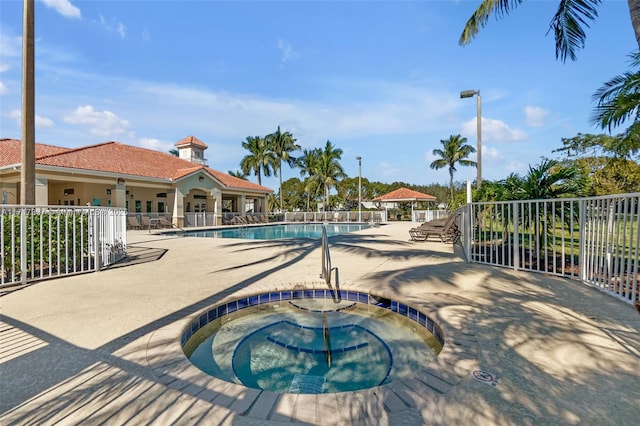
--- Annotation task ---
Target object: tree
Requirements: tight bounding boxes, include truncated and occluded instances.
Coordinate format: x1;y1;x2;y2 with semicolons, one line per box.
553;132;640;194
309;140;346;210
295;148;322;211
169;149;179;157
591;51;640;139
228;170;248;180
240;136;275;186
460;1;640;152
459;0;640;63
266;126;301;210
430;134;477;203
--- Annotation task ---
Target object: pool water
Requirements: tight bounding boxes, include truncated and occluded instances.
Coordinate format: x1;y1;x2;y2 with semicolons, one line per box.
184;298;441;394
184;223;371;240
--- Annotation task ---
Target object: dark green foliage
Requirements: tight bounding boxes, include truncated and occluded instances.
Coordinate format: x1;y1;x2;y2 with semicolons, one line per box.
2;211;90;281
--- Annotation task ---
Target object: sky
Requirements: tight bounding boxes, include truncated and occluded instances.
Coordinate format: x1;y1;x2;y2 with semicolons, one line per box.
0;0;637;193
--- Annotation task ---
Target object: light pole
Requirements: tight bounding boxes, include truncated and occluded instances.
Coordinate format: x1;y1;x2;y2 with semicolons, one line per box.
460;89;482;189
356;156;362;222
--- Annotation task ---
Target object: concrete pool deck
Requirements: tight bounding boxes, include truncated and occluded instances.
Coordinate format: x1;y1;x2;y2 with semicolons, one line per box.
1;222;639;425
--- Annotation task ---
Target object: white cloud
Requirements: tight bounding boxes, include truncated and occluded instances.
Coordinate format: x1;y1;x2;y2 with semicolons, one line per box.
461;117;527;143
0;34;21;58
41;0;81;20
379;161;402;177
524;105;549;127
276;39;301;63
9;109;55;128
142;28;151;42
0;63;8;72
0;81;7;95
64;105;131;137
94;15;127;39
138;137;173;153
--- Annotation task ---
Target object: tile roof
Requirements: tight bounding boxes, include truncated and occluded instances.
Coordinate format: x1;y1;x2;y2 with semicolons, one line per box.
174;135;208;149
0;138;271;193
372;187;437;202
0;138;71;165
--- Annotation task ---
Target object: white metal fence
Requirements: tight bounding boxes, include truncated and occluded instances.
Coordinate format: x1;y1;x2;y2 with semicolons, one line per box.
457;193;640;305
1;205;127;287
283;211;386;223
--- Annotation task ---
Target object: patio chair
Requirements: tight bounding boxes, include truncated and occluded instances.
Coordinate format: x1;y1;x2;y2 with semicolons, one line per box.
128;216;142;230
361;212;371;222
141;216;155;230
158;217;174;228
409;213;460;243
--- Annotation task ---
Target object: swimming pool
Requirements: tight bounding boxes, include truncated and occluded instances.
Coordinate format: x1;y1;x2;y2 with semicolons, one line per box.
184;223;371;240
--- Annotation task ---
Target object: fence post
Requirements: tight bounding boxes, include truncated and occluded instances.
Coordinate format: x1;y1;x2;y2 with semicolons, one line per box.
513;202;519;272
579;199;586;282
20;208;27;285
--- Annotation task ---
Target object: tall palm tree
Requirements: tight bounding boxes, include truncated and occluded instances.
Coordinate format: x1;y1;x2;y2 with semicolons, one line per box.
459;0;640;63
228;170;248;180
239;136;275;186
591;51;640;133
266;126;301;210
309;140;346;210
430;134;477;202
295;148;322;211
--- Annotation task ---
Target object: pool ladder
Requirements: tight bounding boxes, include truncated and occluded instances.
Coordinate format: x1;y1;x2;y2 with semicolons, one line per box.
320;224;342;304
320;224;332;285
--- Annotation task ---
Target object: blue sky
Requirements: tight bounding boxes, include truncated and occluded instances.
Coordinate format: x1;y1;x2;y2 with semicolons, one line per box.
0;0;637;192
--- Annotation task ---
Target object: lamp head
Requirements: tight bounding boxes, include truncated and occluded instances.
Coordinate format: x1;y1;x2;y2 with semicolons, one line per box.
356;156;362;161
460;89;478;99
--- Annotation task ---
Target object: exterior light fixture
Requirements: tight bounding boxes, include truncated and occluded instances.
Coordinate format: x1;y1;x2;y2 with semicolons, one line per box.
460;89;482;189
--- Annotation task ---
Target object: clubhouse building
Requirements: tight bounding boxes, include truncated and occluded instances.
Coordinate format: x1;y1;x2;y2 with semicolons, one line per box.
0;136;272;227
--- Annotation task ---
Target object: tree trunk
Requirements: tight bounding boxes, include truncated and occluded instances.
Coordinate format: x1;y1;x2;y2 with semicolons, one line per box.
449;168;454;203
278;159;283;210
628;0;640;50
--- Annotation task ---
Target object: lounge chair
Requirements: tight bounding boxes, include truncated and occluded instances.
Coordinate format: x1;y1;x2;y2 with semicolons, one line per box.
127;216;142;230
409;213;460;243
141;216;155;230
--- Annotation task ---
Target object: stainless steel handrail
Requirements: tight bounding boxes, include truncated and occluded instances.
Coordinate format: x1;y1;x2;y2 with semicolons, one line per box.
320;224;332;285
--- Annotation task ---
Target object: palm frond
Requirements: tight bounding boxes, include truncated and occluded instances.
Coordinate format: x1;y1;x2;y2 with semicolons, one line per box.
549;0;601;62
460;0;524;46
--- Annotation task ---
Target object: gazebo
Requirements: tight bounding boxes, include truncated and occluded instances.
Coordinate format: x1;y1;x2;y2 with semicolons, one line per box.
372;187;437;221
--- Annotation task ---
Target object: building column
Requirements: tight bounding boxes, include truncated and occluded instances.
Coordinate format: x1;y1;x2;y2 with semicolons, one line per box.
113;182;126;209
211;188;222;225
172;187;184;227
239;194;246;216
34;177;48;205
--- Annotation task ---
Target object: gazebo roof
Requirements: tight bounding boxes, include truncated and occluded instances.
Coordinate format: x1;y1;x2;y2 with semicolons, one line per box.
372;187;437;202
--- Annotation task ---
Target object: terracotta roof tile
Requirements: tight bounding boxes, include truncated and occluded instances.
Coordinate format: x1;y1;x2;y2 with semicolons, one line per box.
372;187;436;202
1;138;272;193
174;135;208;149
0;138;71;165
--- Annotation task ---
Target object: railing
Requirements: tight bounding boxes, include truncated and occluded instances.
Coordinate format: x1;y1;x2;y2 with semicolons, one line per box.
412;209;449;223
1;205;127;287
457;193;639;305
320;224;332;285
284;211;386;223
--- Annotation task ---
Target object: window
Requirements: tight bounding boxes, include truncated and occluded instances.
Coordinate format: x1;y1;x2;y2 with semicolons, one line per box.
146;201;152;212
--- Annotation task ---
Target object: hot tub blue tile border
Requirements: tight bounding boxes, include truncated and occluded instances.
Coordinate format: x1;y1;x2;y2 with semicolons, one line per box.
183;289;445;348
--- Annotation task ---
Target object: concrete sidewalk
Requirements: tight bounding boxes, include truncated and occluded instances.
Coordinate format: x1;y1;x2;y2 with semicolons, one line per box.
1;223;639;425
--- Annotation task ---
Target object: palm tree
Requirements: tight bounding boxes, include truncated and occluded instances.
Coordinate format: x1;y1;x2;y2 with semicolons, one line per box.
239;136;275;186
591;51;640;135
169;148;179;157
266;126;301;210
295;148;322;211
228;170;248;180
459;0;640;63
309;140;346;210
430;134;477;203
